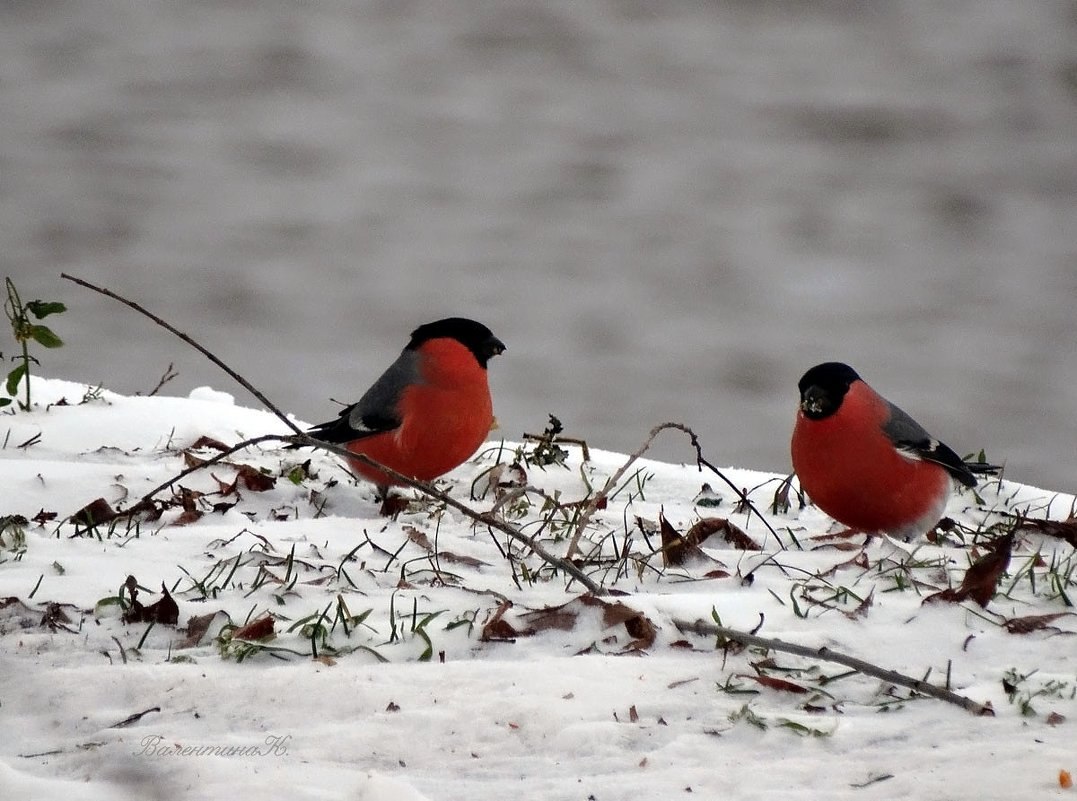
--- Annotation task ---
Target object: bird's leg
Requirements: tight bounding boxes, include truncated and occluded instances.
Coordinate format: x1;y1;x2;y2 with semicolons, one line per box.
377;487;409;518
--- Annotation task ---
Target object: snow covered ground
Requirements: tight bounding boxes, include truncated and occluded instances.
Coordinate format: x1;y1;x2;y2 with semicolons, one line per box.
1;376;1074;800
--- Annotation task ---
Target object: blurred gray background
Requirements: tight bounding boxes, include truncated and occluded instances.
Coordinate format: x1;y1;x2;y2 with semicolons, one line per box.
2;0;1075;490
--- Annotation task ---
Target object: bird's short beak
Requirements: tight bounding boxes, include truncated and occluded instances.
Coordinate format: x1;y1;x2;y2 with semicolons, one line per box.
801;386;826;415
489;337;506;357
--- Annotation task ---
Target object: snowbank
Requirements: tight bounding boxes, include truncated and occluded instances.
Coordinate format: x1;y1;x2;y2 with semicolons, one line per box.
1;377;1073;800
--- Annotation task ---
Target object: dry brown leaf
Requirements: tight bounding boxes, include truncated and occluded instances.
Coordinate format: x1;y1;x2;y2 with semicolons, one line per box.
1014;516;1077;548
179;610;227;648
71;497;118;526
1002;612;1073;634
235;464;276;492
233;615;275;641
405;526;434;552
589;595;657;651
687;516;761;549
123;582;179;625
481;600;518;641
846;588;875;619
741;674;809;694
658;510;704;566
32;509;58;525
500;595;658;652
189;436;230;451
439;551;490;568
183;451;207;469
924;533;1014;609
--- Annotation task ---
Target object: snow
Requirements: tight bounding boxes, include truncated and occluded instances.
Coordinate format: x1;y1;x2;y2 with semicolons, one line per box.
1;375;1075;800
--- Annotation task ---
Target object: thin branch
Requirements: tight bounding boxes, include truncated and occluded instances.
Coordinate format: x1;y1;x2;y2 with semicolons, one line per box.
674;422;783;544
564;421;784;561
142;362;178;397
565;422;683;560
60;273;302;435
673;617;993;716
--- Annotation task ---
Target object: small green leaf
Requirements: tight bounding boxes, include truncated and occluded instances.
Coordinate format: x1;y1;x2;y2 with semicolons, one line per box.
6;363;27;396
0;398;11;407
29;325;63;348
27;300;67;319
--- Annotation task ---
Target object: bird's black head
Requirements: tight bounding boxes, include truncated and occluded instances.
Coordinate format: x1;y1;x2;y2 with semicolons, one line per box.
407;317;506;368
797;362;861;420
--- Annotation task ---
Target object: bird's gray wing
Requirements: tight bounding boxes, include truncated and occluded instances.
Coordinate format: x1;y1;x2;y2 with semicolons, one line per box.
306;349;421;443
883;401;977;488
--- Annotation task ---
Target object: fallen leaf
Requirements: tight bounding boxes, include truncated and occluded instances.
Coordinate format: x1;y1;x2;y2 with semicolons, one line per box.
189;436;229;451
481;600;518;642
71;498;118;527
741;674;810;694
235;464;276;492
486;461;527;497
183;451;207;469
405;526;434;552
705;518;762;551
123;583;179;625
232;615;275;641
924;533;1014;609
179;611;228;648
1002;612;1073;634
658;509;704;566
32;509;58;525
503;595;658;652
846;588;875;619
439;551;490;568
1016;517;1077;548
1060;770;1072;789
654;510;697;568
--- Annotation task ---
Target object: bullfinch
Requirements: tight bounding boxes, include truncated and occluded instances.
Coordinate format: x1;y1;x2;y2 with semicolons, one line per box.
791;362;984;539
304;317;505;504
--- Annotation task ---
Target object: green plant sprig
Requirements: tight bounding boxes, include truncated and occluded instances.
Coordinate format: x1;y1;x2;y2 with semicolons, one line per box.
3;277;66;410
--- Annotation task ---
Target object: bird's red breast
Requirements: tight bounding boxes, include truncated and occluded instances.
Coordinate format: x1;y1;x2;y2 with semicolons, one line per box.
344;337;494;487
791;379;952;537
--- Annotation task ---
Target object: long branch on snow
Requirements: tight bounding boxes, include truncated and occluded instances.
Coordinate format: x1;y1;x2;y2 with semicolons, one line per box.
673;617;994;716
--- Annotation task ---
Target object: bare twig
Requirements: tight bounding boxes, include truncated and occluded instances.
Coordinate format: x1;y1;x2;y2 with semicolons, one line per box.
564;421;783;560
675;423;783;544
60;273;302;435
564;422;682;560
673;617;993;716
142;362;178;397
109;706;161;729
521;431;591;461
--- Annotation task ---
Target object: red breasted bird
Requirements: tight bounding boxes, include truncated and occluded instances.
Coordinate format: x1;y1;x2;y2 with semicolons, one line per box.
304;318;504;504
791;362;990;539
